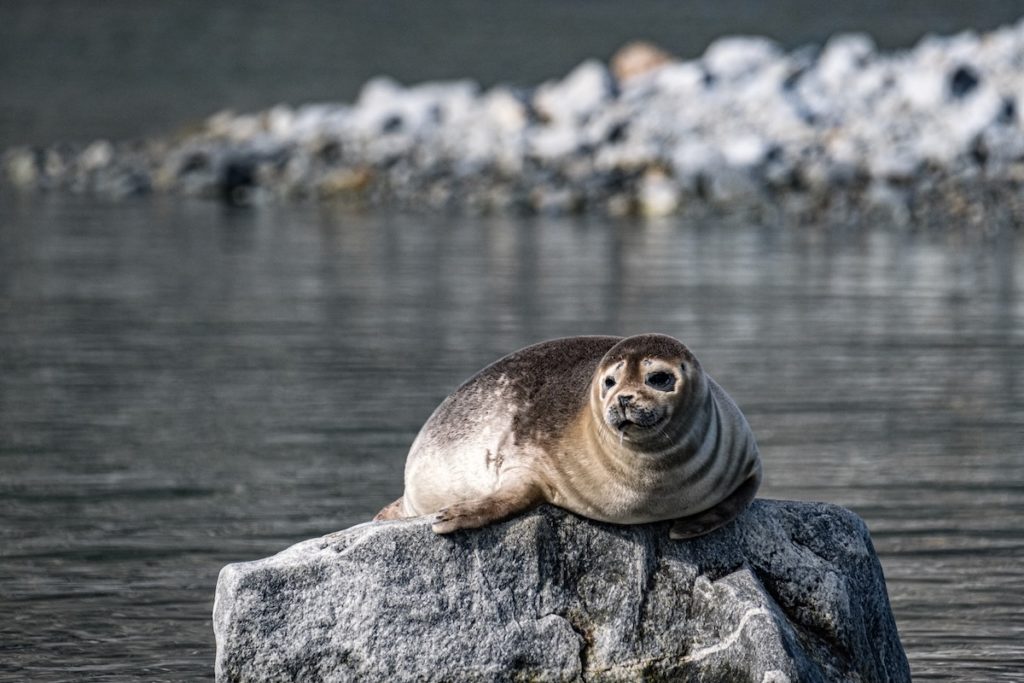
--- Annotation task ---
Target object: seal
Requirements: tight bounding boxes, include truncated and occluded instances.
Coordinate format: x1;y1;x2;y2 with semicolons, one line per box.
374;334;762;539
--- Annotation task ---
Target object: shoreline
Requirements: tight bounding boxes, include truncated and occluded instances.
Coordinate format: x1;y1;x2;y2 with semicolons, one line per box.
5;18;1024;226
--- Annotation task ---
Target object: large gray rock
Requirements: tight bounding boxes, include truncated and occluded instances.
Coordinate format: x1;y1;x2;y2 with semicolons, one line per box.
213;500;910;682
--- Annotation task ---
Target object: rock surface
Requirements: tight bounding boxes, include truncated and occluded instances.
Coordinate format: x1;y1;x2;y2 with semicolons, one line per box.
213;500;910;682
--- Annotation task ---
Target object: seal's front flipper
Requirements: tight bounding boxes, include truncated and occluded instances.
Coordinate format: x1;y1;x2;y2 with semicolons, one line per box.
431;479;543;534
373;497;406;521
669;468;761;540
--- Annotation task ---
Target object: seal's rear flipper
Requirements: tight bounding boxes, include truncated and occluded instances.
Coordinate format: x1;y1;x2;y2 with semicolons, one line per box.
669;469;761;539
431;479;543;534
373;497;406;521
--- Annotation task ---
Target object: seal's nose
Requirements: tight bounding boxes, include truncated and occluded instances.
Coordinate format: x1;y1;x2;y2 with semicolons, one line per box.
618;394;633;409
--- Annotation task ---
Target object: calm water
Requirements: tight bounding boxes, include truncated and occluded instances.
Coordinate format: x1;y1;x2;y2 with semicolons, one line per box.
0;195;1021;680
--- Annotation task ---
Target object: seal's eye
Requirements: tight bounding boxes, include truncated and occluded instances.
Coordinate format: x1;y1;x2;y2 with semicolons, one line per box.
646;372;676;392
604;376;616;389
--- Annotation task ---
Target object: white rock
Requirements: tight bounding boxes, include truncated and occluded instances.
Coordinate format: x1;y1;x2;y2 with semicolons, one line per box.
638;168;681;216
817;33;876;92
528;124;580;161
80;140;114;170
898;61;947;111
350;77;480;140
951;86;1004;142
722;133;769;167
355;76;404;113
651;61;706;96
703;36;783;82
534;60;614;125
264;105;295;139
290;104;351;142
4;149;38;188
483;87;528;134
411;80;480;127
226;114;264;141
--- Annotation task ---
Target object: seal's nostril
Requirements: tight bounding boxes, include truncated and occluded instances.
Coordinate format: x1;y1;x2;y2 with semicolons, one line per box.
618;394;633;409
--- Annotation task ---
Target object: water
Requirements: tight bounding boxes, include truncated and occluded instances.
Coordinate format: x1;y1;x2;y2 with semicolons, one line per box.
0;194;1021;680
4;3;1024;679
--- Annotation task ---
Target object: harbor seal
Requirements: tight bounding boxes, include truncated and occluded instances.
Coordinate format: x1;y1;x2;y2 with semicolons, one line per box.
374;334;762;539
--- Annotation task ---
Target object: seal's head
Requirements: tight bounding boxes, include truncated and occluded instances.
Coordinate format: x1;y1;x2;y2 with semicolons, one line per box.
592;334;703;445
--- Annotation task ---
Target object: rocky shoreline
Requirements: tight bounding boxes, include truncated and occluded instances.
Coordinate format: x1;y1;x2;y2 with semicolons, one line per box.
6;19;1024;225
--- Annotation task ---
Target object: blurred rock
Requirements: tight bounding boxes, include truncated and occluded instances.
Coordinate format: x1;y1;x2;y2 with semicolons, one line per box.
637;167;680;216
3;148;38;188
534;60;615;125
703;35;783;82
611;41;676;83
80;140;114;170
6;17;1024;226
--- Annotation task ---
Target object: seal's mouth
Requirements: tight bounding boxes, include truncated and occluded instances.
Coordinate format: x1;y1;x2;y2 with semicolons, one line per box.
606;407;663;432
612;417;635;431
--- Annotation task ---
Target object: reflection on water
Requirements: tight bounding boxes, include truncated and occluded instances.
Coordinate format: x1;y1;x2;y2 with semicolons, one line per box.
0;195;1021;680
